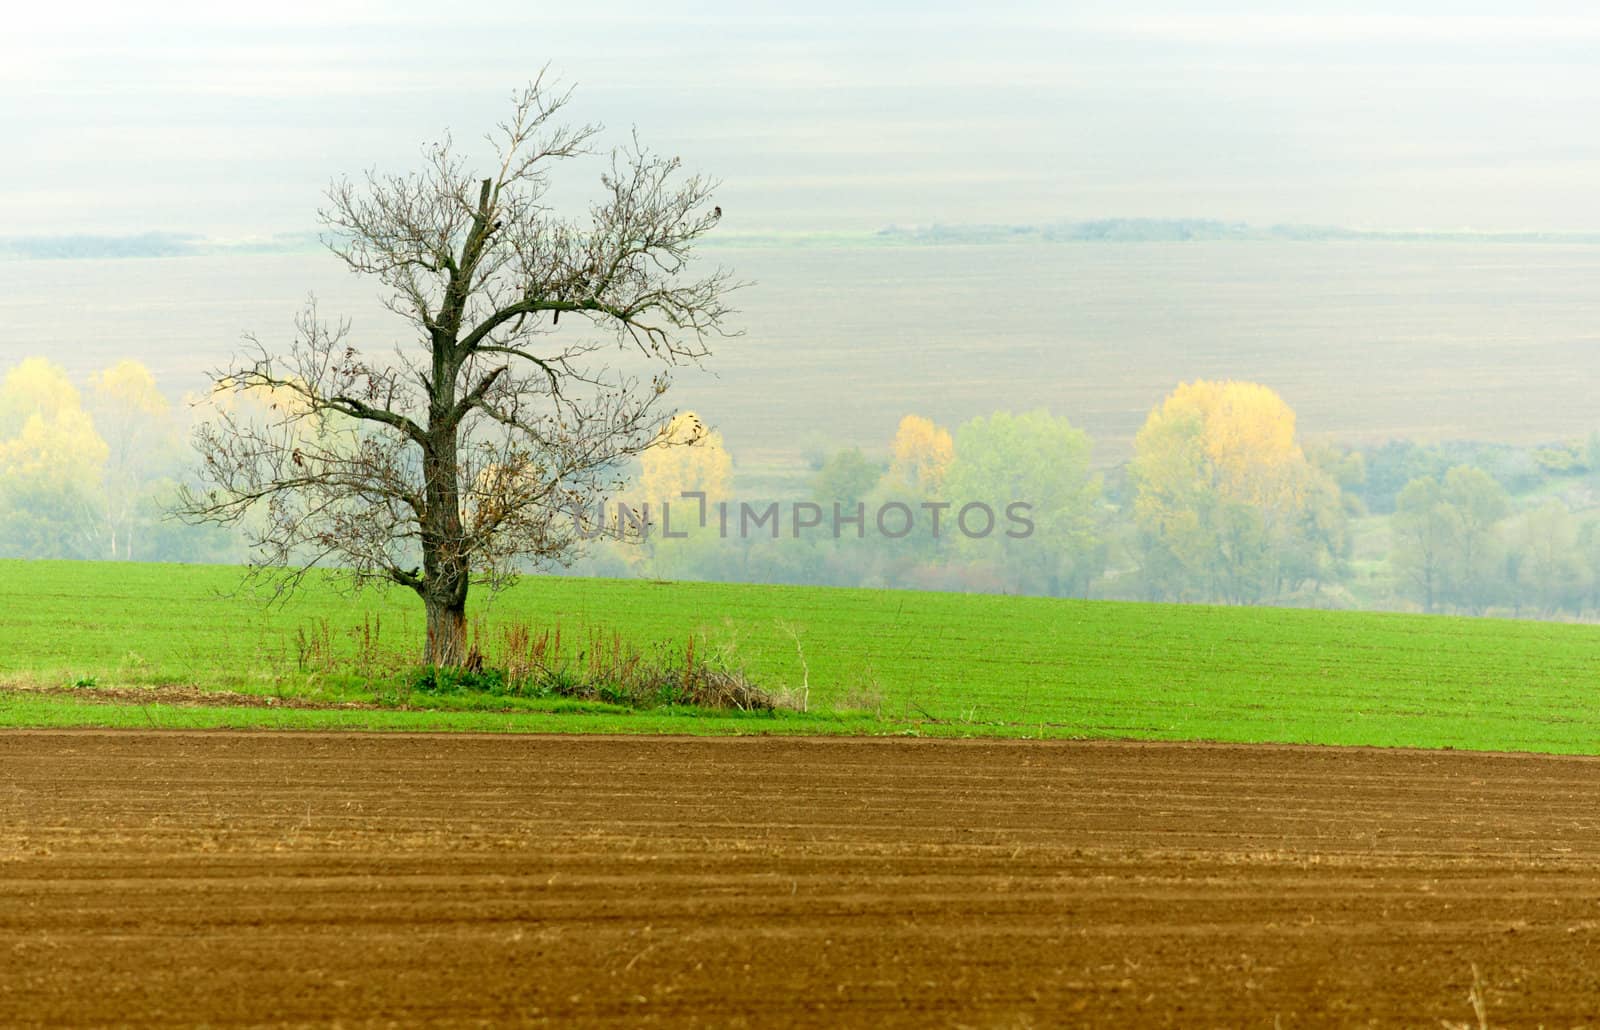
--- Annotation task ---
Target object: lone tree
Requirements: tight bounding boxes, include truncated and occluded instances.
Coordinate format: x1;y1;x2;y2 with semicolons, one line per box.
182;75;736;666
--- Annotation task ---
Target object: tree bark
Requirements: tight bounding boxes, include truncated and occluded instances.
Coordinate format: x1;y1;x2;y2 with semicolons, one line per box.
425;591;468;667
419;346;470;667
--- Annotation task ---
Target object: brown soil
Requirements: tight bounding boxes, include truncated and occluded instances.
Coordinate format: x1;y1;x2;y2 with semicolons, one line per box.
4;732;1600;1026
0;683;386;710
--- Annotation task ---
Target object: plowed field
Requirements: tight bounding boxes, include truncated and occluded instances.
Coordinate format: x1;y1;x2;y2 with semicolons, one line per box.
5;732;1600;1025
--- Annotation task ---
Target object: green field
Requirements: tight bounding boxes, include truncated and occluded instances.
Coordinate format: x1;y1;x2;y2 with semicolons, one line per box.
2;559;1599;753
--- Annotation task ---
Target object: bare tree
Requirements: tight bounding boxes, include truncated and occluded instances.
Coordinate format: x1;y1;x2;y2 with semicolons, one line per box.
181;74;737;666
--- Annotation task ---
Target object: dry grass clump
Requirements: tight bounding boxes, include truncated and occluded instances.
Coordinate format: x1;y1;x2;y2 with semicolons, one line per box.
415;621;786;712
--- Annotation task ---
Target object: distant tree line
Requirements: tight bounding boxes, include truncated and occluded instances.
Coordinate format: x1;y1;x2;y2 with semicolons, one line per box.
573;381;1600;621
5;355;1600;623
0;358;236;564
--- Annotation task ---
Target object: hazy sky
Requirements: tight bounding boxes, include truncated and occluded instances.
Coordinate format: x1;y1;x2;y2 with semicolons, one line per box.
8;1;1600;236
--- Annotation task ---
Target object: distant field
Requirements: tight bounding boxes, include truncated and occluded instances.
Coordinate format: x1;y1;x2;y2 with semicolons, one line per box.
3;560;1600;753
6;241;1600;464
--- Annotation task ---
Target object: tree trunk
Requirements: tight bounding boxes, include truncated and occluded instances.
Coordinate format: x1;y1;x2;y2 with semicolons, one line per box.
418;364;474;667
425;591;468;667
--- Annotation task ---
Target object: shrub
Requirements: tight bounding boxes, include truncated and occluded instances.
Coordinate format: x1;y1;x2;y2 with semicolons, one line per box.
407;665;509;696
404;623;785;712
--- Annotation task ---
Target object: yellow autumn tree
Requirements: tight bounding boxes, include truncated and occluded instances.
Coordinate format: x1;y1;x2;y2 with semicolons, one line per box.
638;411;732;507
0;358;110;558
93;360;170;421
0;358;109;491
1;357;85;434
1131;380;1341;603
612;411;735;579
601;409;732;582
90;360;176;559
887;414;954;494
